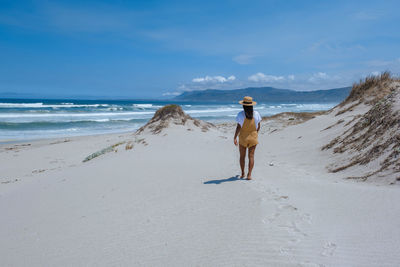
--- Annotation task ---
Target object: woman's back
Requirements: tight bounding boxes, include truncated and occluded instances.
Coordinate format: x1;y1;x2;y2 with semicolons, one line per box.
236;110;261;128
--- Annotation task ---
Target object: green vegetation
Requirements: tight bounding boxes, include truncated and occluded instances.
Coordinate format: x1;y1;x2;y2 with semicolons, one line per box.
83;141;125;162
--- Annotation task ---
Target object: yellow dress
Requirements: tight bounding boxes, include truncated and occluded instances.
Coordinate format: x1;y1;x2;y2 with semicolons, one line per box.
239;117;258;148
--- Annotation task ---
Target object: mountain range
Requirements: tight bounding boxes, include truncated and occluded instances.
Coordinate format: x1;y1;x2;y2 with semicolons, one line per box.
174;86;352;103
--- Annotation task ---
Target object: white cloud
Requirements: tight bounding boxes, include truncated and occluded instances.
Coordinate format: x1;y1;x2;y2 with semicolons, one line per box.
308;72;341;83
162;91;180;96
171;75;240;93
371;71;380;76
288;75;295;81
233;54;254;65
308;72;329;82
248;72;285;82
192;75;236;83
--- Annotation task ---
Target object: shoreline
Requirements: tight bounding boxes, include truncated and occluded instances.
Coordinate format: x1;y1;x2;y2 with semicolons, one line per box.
0;109;328;145
0;101;338;144
0;129;137;146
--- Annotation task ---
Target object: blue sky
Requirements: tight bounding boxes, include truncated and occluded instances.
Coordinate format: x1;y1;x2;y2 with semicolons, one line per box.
0;0;399;98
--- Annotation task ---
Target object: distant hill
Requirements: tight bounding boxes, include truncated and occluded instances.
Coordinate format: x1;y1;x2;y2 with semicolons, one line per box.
174;86;352;103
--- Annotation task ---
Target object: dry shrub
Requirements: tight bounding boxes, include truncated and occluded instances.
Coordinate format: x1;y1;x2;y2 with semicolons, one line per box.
125;142;134;150
321;119;344;131
341;71;398;106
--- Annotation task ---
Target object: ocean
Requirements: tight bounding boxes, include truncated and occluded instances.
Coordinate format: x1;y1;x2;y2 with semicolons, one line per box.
0;99;337;141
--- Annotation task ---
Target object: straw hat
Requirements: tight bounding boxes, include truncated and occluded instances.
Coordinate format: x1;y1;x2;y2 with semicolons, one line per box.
239;96;257;106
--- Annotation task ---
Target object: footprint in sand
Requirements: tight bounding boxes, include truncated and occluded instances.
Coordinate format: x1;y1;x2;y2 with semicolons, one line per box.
278;204;298;211
1;178;19;184
289;238;301;244
279;245;293;255
273;195;288;201
301;213;312;224
321;242;337;256
299;261;325;267
278;221;306;236
32;169;46;174
263;212;280;223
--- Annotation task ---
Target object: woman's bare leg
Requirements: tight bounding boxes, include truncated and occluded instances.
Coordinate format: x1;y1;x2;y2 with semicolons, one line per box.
239;145;247;178
247;145;257;180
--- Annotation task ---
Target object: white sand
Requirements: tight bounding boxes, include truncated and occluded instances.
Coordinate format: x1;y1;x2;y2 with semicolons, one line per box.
1;105;400;266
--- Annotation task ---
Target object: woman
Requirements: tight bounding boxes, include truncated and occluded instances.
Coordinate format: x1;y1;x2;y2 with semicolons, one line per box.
233;96;261;180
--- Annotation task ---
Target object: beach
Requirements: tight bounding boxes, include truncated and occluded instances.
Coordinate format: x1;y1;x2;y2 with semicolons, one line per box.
2;0;400;265
1;80;400;266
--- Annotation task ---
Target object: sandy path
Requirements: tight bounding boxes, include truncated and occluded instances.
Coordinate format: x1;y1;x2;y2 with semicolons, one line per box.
251;114;400;266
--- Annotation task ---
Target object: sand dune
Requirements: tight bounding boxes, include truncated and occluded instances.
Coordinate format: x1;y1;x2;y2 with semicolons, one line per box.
1;76;400;266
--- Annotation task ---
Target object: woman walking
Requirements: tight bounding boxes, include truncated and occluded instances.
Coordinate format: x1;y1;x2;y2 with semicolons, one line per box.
233;96;261;180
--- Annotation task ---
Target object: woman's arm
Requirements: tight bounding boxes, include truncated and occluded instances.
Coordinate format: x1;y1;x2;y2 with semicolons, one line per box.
234;123;241;146
255;111;261;132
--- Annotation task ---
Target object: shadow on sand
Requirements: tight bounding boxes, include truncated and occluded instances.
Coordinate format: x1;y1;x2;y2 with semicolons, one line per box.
203;175;245;185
